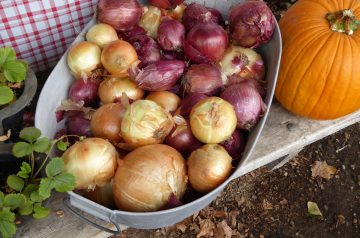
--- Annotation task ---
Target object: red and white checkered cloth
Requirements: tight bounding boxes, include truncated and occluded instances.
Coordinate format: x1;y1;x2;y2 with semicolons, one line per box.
0;0;98;72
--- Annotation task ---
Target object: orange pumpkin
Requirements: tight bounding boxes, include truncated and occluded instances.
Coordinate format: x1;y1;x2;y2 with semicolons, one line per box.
275;0;360;119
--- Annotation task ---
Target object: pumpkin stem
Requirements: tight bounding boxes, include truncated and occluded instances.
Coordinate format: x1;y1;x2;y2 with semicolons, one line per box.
326;9;360;35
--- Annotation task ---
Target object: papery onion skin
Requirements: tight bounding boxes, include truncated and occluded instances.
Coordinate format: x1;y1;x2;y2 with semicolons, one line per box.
165;116;202;156
229;78;267;99
86;23;119;48
63;137;118;190
97;0;142;31
127;33;161;68
184;23;228;64
90;103;125;143
182;3;223;31
134;60;185;91
138;6;162;38
149;0;184;9
183;64;224;95
67;42;101;78
157;17;185;52
187;144;232;193
161;3;186;21
220;130;246;159
221;83;266;130
68;77;101;107
82;181;115;208
190;97;237;143
219;45;265;84
113;144;187;212
146;91;181;113
121;100;174;148
98;77;144;104
66;111;92;137
101;40;138;77
180;93;208;117
229;1;275;48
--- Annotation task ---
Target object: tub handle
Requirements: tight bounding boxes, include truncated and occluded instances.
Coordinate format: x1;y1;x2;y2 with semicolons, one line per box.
63;197;121;235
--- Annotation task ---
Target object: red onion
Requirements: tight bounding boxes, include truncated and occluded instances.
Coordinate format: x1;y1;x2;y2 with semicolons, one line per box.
229;1;275;48
127;33;161;68
228;78;267;99
133;60;185;91
119;25;147;40
183;64;225;95
179;93;208;117
66;111;92;137
97;0;142;31
219;45;265;85
184;23;228;64
164;193;183;209
22;111;35;128
182;3;223;31
220;130;245;158
149;0;184;9
221;83;266;130
157;17;185;52
161;51;185;61
68;77;101;107
165;116;202;156
168;83;185;97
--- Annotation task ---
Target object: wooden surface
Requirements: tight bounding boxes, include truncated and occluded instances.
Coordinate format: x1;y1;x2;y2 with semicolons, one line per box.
19;100;360;238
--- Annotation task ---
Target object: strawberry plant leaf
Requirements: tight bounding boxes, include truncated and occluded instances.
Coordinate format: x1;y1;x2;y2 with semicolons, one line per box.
19;127;41;143
3;194;26;210
12;141;33;158
0;85;14;106
17;162;31;179
18;198;34;216
6;175;24;192
34;137;51;153
0;47;16;65
33;203;50;219
0;208;16;238
45;157;64;177
52;172;76;193
3;60;28;83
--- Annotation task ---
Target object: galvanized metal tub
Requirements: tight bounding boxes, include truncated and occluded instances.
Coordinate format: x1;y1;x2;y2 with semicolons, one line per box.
35;0;282;234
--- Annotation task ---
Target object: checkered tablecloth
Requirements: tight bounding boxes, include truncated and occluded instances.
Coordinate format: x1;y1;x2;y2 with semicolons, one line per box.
0;0;98;72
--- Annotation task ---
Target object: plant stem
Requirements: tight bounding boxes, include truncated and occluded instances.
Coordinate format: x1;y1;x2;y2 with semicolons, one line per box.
30;152;35;179
327;9;360;35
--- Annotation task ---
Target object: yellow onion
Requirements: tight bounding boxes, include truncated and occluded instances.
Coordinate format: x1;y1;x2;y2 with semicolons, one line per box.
121;100;174;148
67;42;101;78
63;138;118;190
90;103;126;143
101;40;138;77
86;23;119;48
98;77;144;104
138;6;162;38
190;97;237;143
187;144;232;193
146;91;181;113
113;144;187;212
82;180;115;208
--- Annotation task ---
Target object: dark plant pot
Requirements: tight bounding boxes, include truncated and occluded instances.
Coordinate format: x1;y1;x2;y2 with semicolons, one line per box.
0;68;37;140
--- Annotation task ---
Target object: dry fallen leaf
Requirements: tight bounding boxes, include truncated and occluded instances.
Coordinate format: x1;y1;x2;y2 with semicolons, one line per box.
236;196;246;206
216;220;233;238
307;201;323;218
311;161;337;180
262;199;273;210
228;211;240;227
176;223;187;233
197;219;215;238
0;130;11;142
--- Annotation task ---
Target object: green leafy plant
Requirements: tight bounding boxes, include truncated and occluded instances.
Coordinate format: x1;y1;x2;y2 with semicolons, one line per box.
0;47;28;106
0;127;76;238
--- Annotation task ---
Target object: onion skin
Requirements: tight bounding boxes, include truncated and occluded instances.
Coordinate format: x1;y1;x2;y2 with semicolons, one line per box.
149;0;184;9
165;116;202;156
66;111;92;137
219;45;265;84
157;17;185;52
221;83;266;130
82;181;115;208
101;40;138;77
134;60;185;91
63;138;118;190
146;91;181;113
138;6;162;38
121;100;174;148
229;1;275;48
182;3;223;31
229;78;267;99
183;64;225;95
220;130;246;158
90;103;125;143
179;93;208;117
113;144;187;212
184;23;228;64
67;42;101;78
190;97;237;143
68;77;101;107
161;3;186;21
127;33;161;68
98;77;144;104
86;23;119;48
97;0;142;31
187;144;232;193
